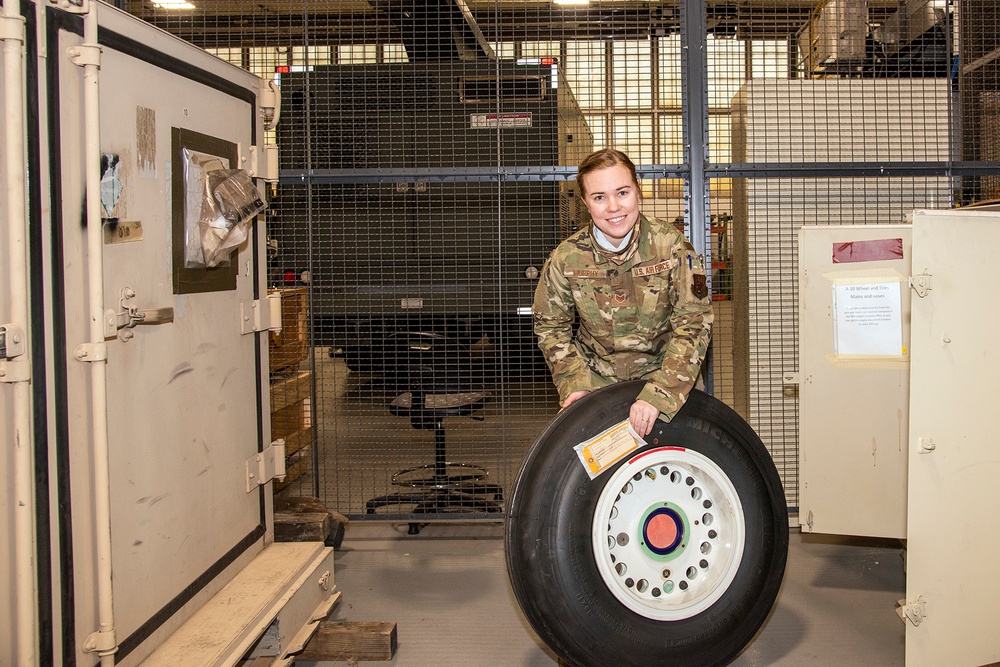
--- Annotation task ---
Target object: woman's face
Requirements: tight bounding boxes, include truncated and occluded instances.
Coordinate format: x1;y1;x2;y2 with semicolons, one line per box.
580;163;640;246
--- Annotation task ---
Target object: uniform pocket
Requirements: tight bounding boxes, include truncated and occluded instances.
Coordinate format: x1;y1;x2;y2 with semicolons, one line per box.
568;277;613;339
634;273;672;336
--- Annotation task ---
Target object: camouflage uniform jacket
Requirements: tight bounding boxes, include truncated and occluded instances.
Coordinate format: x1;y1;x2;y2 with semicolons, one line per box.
533;214;714;423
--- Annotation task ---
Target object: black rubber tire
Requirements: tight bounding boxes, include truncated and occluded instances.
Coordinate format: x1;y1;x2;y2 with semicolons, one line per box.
505;380;788;667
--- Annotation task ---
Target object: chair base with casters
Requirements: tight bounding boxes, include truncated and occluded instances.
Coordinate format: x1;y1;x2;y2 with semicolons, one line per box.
366;389;504;535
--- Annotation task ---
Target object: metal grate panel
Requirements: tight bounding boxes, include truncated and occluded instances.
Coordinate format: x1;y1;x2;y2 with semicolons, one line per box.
129;0;998;519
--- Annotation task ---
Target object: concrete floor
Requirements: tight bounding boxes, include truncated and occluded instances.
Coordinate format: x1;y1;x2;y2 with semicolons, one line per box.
298;521;906;667
288;343;906;667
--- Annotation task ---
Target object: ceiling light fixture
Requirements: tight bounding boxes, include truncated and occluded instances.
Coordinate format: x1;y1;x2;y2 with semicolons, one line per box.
152;0;197;9
552;0;590;5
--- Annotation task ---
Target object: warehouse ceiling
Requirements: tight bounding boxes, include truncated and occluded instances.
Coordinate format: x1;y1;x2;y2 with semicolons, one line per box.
126;0;905;48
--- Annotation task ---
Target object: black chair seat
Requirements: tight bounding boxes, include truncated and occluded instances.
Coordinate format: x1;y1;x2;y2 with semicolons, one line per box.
365;335;503;534
389;390;490;415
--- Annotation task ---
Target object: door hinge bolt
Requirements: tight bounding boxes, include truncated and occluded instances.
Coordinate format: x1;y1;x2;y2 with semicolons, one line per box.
909;273;932;298
896;595;927;626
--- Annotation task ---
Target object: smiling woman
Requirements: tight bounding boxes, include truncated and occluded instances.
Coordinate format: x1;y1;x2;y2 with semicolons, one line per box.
580;160;640;246
532;149;714;439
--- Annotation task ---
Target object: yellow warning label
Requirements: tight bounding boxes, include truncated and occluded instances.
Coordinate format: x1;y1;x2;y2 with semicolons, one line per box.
574;420;644;480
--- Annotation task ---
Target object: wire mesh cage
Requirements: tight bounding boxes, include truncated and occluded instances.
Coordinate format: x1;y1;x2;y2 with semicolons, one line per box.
126;0;995;519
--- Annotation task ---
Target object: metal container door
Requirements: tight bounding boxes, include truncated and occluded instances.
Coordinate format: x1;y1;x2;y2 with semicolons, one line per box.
50;6;270;662
904;208;1000;666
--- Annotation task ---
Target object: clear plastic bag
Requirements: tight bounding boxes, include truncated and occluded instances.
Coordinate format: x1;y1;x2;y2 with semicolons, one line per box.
199;168;267;267
182;149;267;268
182;149;224;269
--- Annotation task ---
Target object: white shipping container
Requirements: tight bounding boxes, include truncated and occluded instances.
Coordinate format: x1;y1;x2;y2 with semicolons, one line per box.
0;2;331;665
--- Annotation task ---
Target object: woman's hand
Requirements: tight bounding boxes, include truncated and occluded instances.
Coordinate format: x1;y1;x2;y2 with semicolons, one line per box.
629;399;660;438
561;390;591;410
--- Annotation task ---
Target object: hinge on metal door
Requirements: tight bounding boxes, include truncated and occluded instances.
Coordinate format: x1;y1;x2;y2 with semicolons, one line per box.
0;324;25;359
241;293;282;335
909;272;932;298
896;595;927;626
245;440;287;492
260;78;281;131
251;144;279;183
239;142;279;184
0;325;30;383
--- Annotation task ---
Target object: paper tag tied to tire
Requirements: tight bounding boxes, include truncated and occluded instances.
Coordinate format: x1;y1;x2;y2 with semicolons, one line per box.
574;420;647;480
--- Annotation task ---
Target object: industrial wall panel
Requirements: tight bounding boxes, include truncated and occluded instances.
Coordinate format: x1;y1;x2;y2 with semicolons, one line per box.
734;78;952;164
733;79;952;507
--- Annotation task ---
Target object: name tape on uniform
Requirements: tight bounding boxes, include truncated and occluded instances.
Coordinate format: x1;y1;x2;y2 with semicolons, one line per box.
632;260;672;277
563;269;606;278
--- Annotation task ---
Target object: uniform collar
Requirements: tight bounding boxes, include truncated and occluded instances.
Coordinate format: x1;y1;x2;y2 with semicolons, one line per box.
589;214;649;266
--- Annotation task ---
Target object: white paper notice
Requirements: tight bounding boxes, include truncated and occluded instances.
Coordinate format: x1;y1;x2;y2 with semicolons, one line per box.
833;281;903;355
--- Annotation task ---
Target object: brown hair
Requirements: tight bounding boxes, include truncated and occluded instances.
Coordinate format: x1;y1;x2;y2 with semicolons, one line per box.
576;149;640;198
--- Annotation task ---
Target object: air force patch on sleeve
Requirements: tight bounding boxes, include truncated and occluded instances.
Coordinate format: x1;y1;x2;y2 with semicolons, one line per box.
692;273;708;300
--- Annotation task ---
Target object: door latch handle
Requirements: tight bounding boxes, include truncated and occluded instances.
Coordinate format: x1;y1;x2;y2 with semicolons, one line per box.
135;307;174;325
115;287;174;341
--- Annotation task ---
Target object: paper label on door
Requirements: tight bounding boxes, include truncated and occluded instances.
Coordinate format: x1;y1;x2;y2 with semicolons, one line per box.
832;280;904;356
574;420;645;480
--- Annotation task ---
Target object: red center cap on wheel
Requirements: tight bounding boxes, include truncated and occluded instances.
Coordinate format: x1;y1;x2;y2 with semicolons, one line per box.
646;513;679;550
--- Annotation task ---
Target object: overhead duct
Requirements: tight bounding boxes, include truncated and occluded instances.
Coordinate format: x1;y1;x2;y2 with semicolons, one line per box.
371;0;496;61
873;0;947;57
869;0;950;77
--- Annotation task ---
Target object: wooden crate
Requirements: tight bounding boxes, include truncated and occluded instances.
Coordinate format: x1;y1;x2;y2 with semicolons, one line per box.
282;426;313;457
271;398;311;441
270;367;313;491
268;287;309;376
270;369;312;413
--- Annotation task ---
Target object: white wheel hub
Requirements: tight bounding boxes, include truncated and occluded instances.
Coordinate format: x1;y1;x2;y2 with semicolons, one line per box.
592;446;746;621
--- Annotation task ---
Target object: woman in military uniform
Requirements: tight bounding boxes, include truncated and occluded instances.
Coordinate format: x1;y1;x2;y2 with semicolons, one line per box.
533;148;714;438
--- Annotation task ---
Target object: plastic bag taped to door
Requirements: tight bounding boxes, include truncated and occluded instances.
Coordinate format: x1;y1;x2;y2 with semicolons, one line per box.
182;148;267;268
